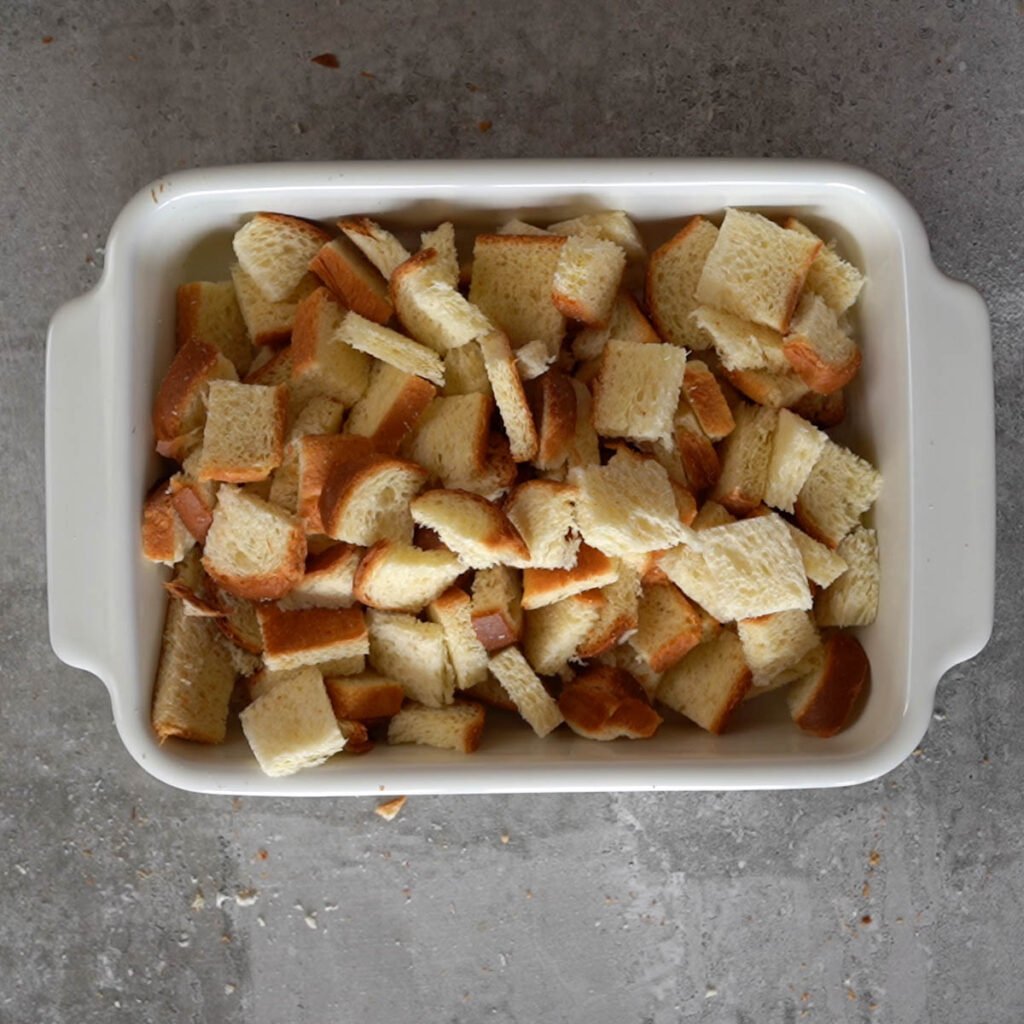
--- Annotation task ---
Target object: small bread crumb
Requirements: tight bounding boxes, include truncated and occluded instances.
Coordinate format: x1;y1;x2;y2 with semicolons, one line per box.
375;795;407;821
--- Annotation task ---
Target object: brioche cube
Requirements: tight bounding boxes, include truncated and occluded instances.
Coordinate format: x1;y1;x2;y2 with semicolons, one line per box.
723;366;809;410
645;216;719;349
202;486;306;600
257;605;369;672
231;266;319;349
471;565;524;650
354;540;463;613
566;378;601;469
409;489;529;569
338;217;411;279
559;666;663;741
288;395;345;445
711;403;778;514
656;629;752;734
785;522;849;589
196;381;287;483
572;449;690;556
593;339;687;444
670;414;721;493
548;211;646;263
387;701;486;753
795;439;882;548
291;287;371;406
368;609;455;707
324;672;405;720
309;235;393;324
523;590;605;676
551;235;626;326
476;330;539;462
427;587;490;690
295;434;377;533
346;362;438;454
525;369;576;471
240;667;346;776
488;646;564;737
784;218;864;315
443;342;492;397
152;600;236;743
573;290;660;361
244;344;293;386
691;305;790;373
142;481;195;566
788;632;869;737
738;609;820;687
514;339;555;381
176;280;252;374
233;213;332;303
628;582;703;674
577;563;642;659
815;527;879;627
695;209;821;333
337;310;444;386
403;392;493;486
764;408;827;513
521;543;619;611
783;292;861;395
468;234;566;355
419;222;459;286
277;543;362;611
657;542;731;623
681;360;735;441
505;480;580;570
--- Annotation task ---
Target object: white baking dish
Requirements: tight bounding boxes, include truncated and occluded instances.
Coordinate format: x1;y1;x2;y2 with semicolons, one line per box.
46;160;994;795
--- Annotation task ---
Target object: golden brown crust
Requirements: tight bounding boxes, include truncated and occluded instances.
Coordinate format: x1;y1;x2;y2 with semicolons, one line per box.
319;454;427;540
636;582;703;673
297;434;377;533
142;481;185;563
243;345;293;385
789;389;846;428
256;604;368;662
412;488;530;565
163;579;223;617
790;632;869;737
168;479;215;543
366;375;438;455
152;338;231;444
521;544;617;611
779;238;823;333
783;338;861;395
707;667;753;734
309;238;392;324
350;540;399;608
455;700;488;753
210;591;263;653
675;424;721;493
337;718;375;754
291;286;338;378
325;677;405;720
670;480;698;526
792;499;839;550
526;369;577;471
203;529;307;601
682;362;735;441
558;666;662;740
723;367;809;409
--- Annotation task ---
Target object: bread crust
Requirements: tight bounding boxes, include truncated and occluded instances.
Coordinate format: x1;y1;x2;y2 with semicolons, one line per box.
297;434;377;533
325;676;405;720
521;544;618;610
319;453;427;541
526;369;577;471
783;338;861;395
153;337;234;446
682;361;735;440
559;666;663;740
169;478;215;542
789;632;868;737
309;238;392;324
257;605;369;665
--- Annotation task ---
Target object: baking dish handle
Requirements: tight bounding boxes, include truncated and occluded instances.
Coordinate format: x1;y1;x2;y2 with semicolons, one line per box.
910;271;995;683
46;285;115;680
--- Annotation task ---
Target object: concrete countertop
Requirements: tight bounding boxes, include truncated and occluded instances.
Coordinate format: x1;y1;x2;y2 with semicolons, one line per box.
1;2;1021;1022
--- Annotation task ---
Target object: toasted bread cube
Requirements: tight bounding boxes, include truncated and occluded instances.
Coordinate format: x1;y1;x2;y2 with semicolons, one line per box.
309;235;393;324
368;609;455;707
210;586;264;653
410;489;528;569
287;395;345;445
387;701;486;753
151;600;235;743
419;222;458;286
566;378;600;469
402;393;492;486
513;339;555;382
196;381;287;483
695;209;821;332
346;362;438;454
593;339;687;444
504;480;580;570
788;632;869;737
559;665;662;740
783;292;862;395
738;609;820;687
443;342;492;397
354;540;464;613
691;305;790;373
577;563;642;659
572;290;660;361
176;280;252;374
232;266;319;349
233;213;332;303
790;388;846;428
240;666;346;776
488;646;564;737
551;235;626;326
257;604;369;672
338;217;411;279
815;527;879;627
657;542;731;623
427;587;490;690
521;543;618;611
291;287;371;407
477;331;539;462
784;218;864;315
670;414;721;493
646;216;719;350
628;582;703;674
795;440;882;548
202;486;306;601
764;408;827;513
462;675;518;711
247;666;312;701
723;366;810;409
457;434;518;502
548;211;646;263
471;565;524;650
324;672;405;720
337;310;444;386
711;403;778;515
243;344;293;386
142;481;196;566
277;544;362;611
681;360;735;442
295;434;377;534
524;369;576;472
523;590;605;676
785;522;849;589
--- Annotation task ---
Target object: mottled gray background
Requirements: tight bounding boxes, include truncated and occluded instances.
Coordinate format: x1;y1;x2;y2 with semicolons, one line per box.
2;2;1022;1022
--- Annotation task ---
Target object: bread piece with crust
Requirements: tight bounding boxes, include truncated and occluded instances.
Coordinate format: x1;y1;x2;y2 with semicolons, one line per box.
670;412;721;493
196;381;287;483
410;489;529;569
815;527;879;626
202;486;306;600
296;434;377;533
722;366;810;409
690;305;790;373
402;392;492;485
345;362;438;454
287;395;345;445
277;543;363;611
788;632;869;737
521;543;619;611
210;587;263;653
471;565;524;651
367;609;455;707
738;609;820;687
764;408;827;513
232;266;319;349
338;217;411;279
488;646;564;737
628;581;703;673
525;369;576;471
789;388;846;428
572;290;660;361
682;360;735;441
548;211;646;263
337;309;444;386
710;403;778;515
309;236;393;324
504;479;580;570
387;701;486;753
523;590;605;676
354;540;464;613
176;280;252;374
324;672;405;720
426;587;490;690
244;344;293;386
795;439;882;548
551;235;626;326
783;218;865;315
257;604;369;671
233;213;332;302
577;562;642;659
783;292;861;394
142;480;196;566
559;665;663;740
477;331;539;462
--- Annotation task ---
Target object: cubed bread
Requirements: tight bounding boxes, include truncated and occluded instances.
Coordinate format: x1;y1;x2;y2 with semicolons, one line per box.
815;527;879;627
402;393;493;485
468;234;566;355
426;587;490;690
410;489;529;569
548;211;646;263
295;434;377;533
514;338;555;381
233;213;332;302
277;543;363;611
525;369;577;471
559;665;663;740
232;266;319;349
151;599;236;743
566;378;601;469
722;366;809;409
239;666;347;776
387;701;486;753
764;408;827;513
690;305;789;373
628;581;703;673
142;480;195;566
338;217;411;279
458;434;519;501
463;675;518;712
354;540;464;613
324;672;405;720
243;344;293;386
248;666;313;701
671;413;721;493
681;360;735;441
488;646;564;737
572;290;660;361
337;309;444;386
785;522;849;589
310;235;393;324
657;541;730;622
196;381;287;483
523;590;605;676
367;609;455;707
577;562;642;659
711;403;778;514
788;632;869;737
521;543;619;611
443;342;492;397
656;629;752;734
551;235;626;326
695;209;821;332
645;216;719;349
790;388;847;428
476;330;539;462
593;339;687;444
202;486;306;600
290;286;371;406
345;362;438;454
738;609;820;687
176;280;252;374
783;292;861;394
257;604;369;671
210;586;264;653
795;439;882;548
419;221;459;286
504;479;580;570
784;218;864;315
471;565;524;650
287;395;345;445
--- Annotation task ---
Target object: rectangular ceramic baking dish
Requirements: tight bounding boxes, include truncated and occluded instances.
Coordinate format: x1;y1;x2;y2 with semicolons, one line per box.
45;160;994;795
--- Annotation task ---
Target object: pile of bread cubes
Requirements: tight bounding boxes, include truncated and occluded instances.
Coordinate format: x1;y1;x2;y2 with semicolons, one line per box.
144;205;881;777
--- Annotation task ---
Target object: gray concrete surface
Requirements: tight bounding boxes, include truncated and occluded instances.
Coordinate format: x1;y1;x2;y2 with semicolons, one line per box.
2;1;1022;1021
